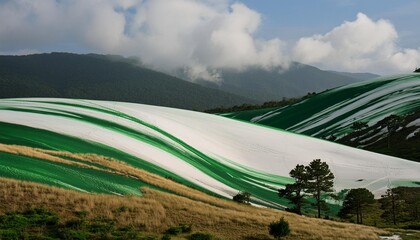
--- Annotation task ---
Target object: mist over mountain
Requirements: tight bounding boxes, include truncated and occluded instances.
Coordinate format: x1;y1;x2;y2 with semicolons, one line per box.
327;71;380;81
176;63;372;102
0;53;256;110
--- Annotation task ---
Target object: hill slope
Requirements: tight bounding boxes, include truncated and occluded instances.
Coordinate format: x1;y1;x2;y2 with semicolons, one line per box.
1;98;419;208
0;53;255;110
223;73;420;139
335;109;420;162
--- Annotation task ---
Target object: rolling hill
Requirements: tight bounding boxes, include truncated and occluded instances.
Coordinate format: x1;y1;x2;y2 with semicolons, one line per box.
1;98;419;209
0;53;256;111
222;73;420;140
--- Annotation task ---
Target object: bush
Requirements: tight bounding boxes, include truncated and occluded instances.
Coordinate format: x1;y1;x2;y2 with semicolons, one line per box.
232;191;251;204
161;234;171;240
188;232;213;240
268;217;290;239
180;224;192;233
165;224;192;235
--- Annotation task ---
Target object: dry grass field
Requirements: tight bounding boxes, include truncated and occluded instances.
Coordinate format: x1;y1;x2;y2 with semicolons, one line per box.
0;144;388;239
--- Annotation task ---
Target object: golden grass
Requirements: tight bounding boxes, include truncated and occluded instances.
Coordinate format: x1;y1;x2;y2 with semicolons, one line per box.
0;143;249;210
0;143;101;171
0;144;388;239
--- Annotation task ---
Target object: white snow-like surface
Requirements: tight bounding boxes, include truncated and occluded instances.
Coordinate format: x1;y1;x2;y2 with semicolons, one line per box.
406;118;420;127
1;98;420;200
406;128;420;139
248;74;420;140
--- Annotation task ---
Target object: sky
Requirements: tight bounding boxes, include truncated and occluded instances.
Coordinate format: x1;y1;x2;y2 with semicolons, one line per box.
0;0;419;79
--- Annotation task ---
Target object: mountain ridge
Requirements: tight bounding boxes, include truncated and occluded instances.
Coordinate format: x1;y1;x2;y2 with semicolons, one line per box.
176;62;372;102
0;53;256;111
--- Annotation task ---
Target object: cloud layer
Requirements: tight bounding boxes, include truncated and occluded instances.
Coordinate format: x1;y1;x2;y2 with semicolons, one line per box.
293;13;420;74
0;0;288;81
0;1;419;77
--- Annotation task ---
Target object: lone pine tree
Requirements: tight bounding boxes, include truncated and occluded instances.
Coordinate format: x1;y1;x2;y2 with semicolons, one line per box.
305;159;335;218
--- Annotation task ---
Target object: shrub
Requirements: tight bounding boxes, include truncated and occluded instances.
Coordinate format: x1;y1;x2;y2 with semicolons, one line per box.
165;226;182;235
161;234;171;240
179;224;192;233
165;224;192;235
232;191;251;204
188;232;213;240
268;217;290;239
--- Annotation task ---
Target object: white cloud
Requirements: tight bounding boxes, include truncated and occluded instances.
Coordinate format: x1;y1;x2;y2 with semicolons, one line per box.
0;1;418;77
0;0;289;81
293;13;420;74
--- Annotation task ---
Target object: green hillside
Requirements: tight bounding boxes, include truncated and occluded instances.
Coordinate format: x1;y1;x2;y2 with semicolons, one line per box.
222;73;420;136
221;73;420;161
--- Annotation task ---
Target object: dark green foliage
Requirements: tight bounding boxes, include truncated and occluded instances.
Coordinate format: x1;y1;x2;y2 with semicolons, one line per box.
205;98;301;113
0;207;163;239
305;159;335;218
0;53;255;111
381;115;403;148
188;232;214;240
337;110;420;163
180;224;192;233
165;226;183;235
278;164;308;215
161;234;171;240
397;187;420;222
335;187;420;229
351;121;368;132
268;217;290;239
278;160;334;217
232;191;251;204
165;224;192;235
338;188;374;224
379;187;420;226
415;68;420;73
0;207;60;239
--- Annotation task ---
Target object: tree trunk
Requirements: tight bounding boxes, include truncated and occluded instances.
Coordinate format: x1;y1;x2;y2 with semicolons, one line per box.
317;181;321;218
317;190;321;218
392;194;396;225
356;211;359;224
356;205;360;224
317;202;321;218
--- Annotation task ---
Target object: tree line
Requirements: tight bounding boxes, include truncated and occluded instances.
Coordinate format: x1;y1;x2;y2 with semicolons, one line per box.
278;159;420;228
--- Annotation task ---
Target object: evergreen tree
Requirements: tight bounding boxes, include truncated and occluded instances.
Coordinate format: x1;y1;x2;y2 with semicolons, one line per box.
382;115;403;148
379;187;406;225
397;187;420;222
305;159;335;218
338;188;374;224
278;164;308;215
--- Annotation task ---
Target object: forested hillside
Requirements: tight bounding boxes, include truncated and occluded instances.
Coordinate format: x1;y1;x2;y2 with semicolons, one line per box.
0;53;255;110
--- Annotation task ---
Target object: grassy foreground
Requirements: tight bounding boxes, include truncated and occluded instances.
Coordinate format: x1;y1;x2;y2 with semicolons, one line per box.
0;144;387;239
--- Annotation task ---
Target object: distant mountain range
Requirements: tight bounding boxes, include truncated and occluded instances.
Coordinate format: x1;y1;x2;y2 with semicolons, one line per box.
0;53;377;110
0;53;255;111
176;63;378;102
